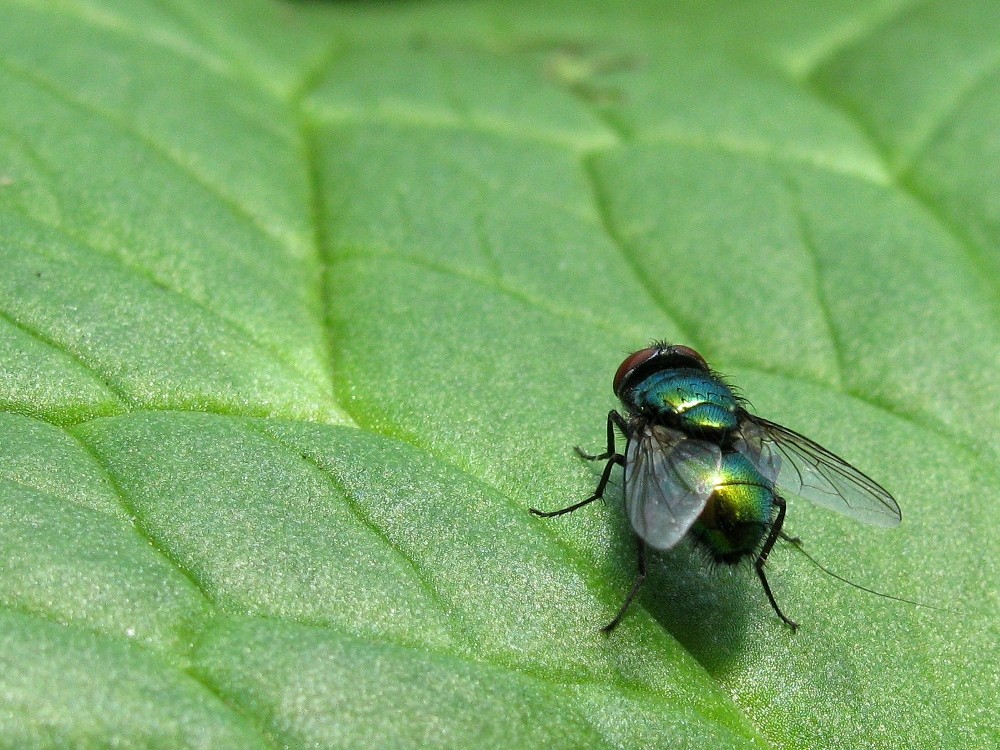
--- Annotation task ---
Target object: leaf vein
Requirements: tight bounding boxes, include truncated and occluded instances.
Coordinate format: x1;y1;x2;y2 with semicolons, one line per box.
779;173;845;388
64;427;216;612
0;307;130;407
6;0;231;76
326;249;654;342
238;422;462;634
897;52;1000;176
193;612;751;746
579;152;702;346
308;108;616;152
10;211;334;401
0;54;292;253
800;0;930;76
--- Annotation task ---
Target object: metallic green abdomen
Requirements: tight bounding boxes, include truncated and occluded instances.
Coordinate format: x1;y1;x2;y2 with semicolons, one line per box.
692;451;774;562
630;368;738;433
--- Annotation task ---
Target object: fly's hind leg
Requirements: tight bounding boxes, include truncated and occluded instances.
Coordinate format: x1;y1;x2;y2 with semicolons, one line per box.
602;537;646;633
779;530;802;546
755;496;799;631
530;411;626;518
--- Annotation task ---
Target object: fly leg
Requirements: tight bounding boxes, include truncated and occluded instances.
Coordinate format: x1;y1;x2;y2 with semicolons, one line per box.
575;410;628;461
779;531;802;546
602;537;646;633
755;495;799;631
529;411;626;518
528;451;623;517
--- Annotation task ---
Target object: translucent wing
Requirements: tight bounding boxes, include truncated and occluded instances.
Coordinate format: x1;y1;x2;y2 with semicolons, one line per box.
625;424;722;549
734;412;900;527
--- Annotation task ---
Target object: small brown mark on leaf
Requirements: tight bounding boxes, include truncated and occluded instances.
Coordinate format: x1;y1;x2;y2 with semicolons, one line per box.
542;44;641;106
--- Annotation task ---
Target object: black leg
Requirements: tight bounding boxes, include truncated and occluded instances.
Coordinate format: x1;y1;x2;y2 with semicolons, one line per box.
529;450;624;517
602;537;647;633
576;411;627;461
779;530;802;546
530;411;626;518
755;495;798;631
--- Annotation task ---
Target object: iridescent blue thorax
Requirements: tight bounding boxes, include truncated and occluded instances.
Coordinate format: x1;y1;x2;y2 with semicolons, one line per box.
625;367;739;434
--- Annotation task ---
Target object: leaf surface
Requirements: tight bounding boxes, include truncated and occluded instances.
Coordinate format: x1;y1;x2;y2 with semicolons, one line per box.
0;1;995;748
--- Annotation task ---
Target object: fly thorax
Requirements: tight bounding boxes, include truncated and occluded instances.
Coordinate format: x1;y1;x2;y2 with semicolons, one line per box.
629;368;739;435
693;451;774;561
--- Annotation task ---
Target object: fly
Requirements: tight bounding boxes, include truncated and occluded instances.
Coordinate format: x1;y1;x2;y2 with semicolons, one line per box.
530;343;901;631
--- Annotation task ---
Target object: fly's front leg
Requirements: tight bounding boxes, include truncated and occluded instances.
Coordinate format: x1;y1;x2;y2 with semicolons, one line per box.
755;495;799;631
530;411;626;518
529;451;624;517
575;410;627;461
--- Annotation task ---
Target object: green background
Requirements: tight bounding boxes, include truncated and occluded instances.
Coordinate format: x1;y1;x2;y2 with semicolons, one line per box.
0;1;996;748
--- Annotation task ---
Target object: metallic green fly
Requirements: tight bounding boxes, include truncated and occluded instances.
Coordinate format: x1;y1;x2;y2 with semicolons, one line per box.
531;343;900;631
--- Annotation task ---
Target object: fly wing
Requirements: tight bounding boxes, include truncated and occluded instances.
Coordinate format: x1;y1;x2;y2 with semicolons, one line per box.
734;412;900;527
624;425;722;550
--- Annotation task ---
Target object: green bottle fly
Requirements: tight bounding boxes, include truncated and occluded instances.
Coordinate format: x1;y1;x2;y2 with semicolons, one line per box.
532;343;900;631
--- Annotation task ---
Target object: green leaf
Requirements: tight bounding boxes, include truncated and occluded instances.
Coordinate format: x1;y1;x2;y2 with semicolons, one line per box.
0;1;995;748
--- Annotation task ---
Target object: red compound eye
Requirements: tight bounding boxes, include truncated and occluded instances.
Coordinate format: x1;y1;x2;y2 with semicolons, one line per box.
613;344;709;398
613;347;660;397
669;345;707;368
